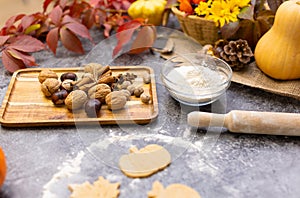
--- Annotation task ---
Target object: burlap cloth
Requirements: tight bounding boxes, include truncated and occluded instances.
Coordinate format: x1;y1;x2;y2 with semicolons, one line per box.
160;32;300;101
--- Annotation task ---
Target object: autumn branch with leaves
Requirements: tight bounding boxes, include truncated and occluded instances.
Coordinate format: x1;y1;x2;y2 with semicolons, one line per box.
0;0;163;73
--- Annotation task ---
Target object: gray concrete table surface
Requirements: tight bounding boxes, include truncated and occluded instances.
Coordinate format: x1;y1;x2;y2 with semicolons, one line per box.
0;26;300;198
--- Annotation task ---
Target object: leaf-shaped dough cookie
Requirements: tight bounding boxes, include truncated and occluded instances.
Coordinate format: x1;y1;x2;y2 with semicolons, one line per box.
68;176;120;198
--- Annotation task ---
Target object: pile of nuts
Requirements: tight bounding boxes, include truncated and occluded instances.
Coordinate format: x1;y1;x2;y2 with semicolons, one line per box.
38;63;151;117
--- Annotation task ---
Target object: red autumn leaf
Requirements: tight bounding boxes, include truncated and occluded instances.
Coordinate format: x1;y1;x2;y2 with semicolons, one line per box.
60;27;84;54
117;19;143;33
49;5;63;26
7;48;37;66
112;1;122;10
46;27;59;54
120;0;132;10
63;15;92;41
8;35;45;53
0;36;10;46
4;14;25;28
69;1;90;18
113;20;143;57
20;15;36;31
2;50;26;73
82;9;95;29
129;26;156;54
43;0;54;12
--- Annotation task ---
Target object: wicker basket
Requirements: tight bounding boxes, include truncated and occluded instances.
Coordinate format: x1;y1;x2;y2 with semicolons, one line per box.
171;6;220;45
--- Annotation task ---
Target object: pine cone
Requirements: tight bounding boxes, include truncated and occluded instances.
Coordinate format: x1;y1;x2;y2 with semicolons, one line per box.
213;39;253;71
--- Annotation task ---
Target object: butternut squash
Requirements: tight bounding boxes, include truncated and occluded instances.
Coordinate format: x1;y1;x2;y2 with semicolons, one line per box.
254;0;300;80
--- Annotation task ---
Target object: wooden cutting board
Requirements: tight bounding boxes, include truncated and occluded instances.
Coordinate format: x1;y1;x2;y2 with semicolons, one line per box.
0;66;158;127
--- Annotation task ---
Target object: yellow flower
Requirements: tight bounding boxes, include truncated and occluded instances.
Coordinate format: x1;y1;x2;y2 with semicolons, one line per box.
232;0;251;8
195;2;210;16
206;0;240;27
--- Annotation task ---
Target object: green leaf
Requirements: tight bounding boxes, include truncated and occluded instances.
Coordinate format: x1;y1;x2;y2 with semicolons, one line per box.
24;24;41;35
238;6;254;21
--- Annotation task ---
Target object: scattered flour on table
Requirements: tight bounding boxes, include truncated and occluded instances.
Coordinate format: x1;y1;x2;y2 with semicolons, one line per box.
42;151;85;198
41;133;219;197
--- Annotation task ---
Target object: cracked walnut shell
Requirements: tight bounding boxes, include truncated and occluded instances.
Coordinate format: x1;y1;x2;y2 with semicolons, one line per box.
105;91;127;110
41;78;61;97
38;69;58;83
65;90;87;110
88;84;111;104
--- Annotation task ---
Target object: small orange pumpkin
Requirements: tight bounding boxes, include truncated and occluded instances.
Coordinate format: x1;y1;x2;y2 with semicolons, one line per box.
0;147;6;187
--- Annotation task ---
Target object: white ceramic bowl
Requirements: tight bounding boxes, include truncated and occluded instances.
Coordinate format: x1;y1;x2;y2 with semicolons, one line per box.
161;53;232;106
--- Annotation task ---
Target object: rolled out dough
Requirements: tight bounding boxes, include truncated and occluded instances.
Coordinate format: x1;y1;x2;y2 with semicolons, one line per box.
119;144;171;178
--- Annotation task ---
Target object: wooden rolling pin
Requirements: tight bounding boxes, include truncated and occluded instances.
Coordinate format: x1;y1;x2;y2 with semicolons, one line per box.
187;110;300;136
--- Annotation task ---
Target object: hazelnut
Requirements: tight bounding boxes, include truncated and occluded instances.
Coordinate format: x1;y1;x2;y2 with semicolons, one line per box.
143;73;151;84
61;79;74;92
38;69;58;83
140;93;151;104
105;91;127;110
65;90;87;110
85;99;102;117
134;87;144;97
88;84;111;104
41;78;61;97
51;89;69;105
60;72;77;81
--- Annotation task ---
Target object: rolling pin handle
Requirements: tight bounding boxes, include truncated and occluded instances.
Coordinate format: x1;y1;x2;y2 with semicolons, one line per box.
187;111;227;128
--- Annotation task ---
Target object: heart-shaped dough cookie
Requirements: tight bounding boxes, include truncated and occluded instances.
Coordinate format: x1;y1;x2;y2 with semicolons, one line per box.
119;144;171;178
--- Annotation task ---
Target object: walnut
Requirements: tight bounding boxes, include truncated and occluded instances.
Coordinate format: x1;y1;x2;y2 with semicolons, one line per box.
88;84;111;104
105;91;127;110
120;89;131;101
41;78;61;97
38;69;58;83
65;90;87;110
